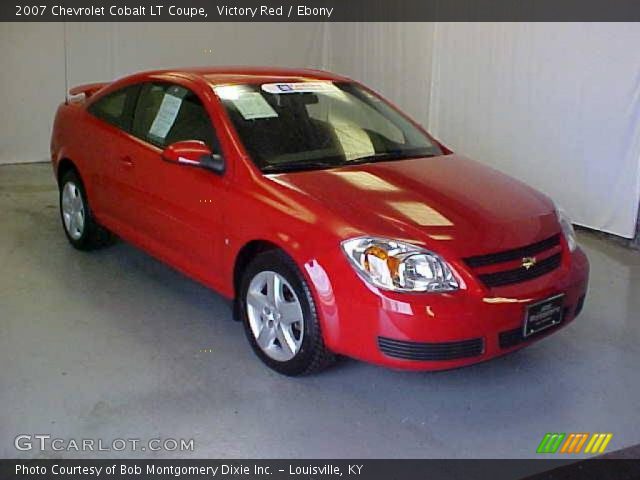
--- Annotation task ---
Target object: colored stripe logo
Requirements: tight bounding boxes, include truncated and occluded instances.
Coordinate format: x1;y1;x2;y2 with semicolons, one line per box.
584;433;613;454
537;433;612;454
537;433;565;453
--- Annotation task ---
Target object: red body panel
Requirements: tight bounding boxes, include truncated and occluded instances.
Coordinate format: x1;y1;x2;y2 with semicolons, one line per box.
51;67;589;370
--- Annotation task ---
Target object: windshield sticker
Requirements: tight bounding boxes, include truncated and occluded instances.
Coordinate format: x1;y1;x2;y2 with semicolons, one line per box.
261;82;336;94
148;93;183;139
332;120;375;161
232;92;278;120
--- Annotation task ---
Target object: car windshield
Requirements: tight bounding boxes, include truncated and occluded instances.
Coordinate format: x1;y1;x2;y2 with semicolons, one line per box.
215;81;442;173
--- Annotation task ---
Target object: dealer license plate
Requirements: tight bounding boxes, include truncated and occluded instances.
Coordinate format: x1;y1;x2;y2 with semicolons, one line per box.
523;294;564;337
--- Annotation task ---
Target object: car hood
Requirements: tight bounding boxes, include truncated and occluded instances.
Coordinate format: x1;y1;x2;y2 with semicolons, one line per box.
269;154;559;258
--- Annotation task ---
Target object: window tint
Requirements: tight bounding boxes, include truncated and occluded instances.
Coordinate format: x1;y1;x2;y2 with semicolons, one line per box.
88;85;139;131
132;83;215;149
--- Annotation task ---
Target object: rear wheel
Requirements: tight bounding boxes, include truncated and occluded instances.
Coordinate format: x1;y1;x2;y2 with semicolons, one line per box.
59;169;112;250
239;250;335;376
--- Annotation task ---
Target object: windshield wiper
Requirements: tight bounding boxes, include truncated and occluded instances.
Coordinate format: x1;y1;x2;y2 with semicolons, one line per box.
261;161;338;174
261;150;439;173
347;151;436;166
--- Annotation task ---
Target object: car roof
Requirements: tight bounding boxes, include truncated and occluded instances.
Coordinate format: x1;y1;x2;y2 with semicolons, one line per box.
137;66;350;86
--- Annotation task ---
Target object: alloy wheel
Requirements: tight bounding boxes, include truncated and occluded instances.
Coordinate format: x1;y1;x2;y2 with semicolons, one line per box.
61;181;85;240
246;271;304;361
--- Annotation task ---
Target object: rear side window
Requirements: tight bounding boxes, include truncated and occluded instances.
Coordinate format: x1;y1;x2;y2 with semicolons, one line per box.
88;85;140;131
132;83;215;149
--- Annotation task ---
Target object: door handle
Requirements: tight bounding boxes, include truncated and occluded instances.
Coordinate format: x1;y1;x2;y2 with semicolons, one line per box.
120;155;134;167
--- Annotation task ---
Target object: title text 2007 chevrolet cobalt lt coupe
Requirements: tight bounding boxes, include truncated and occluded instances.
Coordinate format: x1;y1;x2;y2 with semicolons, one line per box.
51;67;589;375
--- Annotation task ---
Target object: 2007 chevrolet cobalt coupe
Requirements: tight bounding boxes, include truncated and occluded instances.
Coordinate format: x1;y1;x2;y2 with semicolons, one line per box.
51;67;589;375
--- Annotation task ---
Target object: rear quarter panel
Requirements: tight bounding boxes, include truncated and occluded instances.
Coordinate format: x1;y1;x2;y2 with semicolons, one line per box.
52;96;127;222
51;100;95;188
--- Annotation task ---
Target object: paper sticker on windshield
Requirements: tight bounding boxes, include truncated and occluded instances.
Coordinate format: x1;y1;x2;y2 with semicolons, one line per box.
148;94;183;139
261;82;335;94
232;92;278;120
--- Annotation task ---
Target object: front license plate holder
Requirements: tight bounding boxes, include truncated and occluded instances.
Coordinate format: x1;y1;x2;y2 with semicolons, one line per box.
523;294;565;338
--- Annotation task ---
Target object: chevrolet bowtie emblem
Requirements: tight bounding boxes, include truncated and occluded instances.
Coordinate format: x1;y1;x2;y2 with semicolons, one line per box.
522;256;537;270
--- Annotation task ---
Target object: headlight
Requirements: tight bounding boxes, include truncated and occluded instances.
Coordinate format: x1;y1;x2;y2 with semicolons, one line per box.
341;237;459;292
556;207;577;252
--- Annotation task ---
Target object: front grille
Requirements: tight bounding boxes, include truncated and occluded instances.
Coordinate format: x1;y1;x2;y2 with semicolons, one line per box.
499;307;569;349
477;253;562;288
464;234;563;288
378;337;484;361
465;234;561;267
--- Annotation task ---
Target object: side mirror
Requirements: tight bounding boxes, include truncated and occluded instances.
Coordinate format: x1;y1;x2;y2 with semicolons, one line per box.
161;140;225;175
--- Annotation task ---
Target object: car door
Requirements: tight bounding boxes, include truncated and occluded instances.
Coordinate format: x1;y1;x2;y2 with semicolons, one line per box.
123;81;226;287
84;84;141;225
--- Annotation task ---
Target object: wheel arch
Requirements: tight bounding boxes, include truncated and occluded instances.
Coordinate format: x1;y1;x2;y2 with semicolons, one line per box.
232;239;301;320
56;157;79;185
233;240;280;293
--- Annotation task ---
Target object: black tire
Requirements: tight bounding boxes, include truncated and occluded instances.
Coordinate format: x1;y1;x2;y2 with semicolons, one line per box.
59;169;113;250
239;250;335;376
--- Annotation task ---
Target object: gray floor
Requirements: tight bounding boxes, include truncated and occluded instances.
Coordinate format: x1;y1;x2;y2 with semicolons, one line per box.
1;162;639;459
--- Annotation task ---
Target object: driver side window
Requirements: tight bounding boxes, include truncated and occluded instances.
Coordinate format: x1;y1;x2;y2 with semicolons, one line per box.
131;82;216;149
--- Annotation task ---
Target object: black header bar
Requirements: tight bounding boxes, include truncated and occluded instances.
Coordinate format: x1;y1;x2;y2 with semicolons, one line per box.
4;0;640;22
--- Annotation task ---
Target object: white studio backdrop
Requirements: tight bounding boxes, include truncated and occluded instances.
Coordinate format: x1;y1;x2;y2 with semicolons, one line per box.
1;22;639;237
0;23;66;166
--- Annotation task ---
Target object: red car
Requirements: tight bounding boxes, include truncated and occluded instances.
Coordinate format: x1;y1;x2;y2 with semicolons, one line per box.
51;67;589;375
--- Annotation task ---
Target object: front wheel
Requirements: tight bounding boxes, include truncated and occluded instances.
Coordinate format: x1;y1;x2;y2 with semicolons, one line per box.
239;250;335;376
59;169;112;250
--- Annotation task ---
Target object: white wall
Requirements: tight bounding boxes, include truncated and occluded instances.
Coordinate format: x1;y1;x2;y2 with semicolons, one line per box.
65;23;327;86
326;22;640;238
0;23;66;164
327;23;435;128
0;22;327;165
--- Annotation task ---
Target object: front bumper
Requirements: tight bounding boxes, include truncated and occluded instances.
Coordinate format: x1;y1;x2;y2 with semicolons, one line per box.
305;246;589;371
